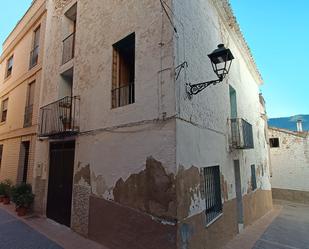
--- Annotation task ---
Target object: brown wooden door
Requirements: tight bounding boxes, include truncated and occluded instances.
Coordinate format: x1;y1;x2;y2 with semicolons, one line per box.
46;141;75;227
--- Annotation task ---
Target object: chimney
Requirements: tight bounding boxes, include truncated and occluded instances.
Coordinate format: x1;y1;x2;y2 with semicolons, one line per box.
297;119;303;132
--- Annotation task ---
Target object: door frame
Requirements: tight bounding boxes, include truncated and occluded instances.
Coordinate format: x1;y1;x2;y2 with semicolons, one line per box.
46;139;75;227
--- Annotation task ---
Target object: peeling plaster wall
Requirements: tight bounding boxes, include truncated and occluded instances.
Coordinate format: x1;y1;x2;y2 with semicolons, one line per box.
74;119;177;241
269;128;309;192
75;119;176;203
172;0;272;248
37;0;176;240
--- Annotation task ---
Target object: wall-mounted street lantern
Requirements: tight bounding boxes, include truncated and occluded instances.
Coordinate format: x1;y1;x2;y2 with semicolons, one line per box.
187;44;234;96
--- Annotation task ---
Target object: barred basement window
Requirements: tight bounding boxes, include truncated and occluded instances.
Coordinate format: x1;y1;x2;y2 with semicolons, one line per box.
251;164;257;191
269;138;279;148
111;33;135;108
203;166;223;225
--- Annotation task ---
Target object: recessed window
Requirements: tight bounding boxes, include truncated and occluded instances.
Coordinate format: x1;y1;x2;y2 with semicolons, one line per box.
270;138;279;148
62;4;77;64
29;26;40;69
1;99;8;122
24;81;35;127
111;33;135;108
251;164;257;191
6;56;13;78
202;166;222;225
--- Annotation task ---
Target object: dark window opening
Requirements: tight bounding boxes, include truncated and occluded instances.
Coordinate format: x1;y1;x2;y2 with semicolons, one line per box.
62;4;77;64
29;26;40;69
112;33;135;108
0;145;3;169
6;56;13;78
24;81;35;127
251;164;257;191
1;99;8;122
202;166;222;225
270;138;279;148
18;141;30;184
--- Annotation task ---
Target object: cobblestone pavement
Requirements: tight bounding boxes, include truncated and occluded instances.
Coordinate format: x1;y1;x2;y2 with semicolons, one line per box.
0;207;63;249
253;201;309;249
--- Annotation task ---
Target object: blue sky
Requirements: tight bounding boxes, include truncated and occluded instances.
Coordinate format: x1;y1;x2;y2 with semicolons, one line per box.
1;1;308;118
0;1;33;53
230;0;309;118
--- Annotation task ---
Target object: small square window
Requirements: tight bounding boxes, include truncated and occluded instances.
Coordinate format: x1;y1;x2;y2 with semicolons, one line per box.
202;166;222;225
270;138;279;148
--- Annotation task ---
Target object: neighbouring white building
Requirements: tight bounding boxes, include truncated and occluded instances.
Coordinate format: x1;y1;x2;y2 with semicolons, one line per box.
25;0;274;249
269;126;309;204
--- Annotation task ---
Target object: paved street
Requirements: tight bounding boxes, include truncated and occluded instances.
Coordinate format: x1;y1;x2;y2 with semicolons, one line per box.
0;208;62;249
0;205;105;249
225;201;309;249
253;201;309;249
0;201;308;249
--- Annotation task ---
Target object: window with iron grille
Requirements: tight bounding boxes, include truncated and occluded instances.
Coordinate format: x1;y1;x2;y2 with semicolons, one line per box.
202;166;223;225
251;164;257;191
6;56;13;78
1;99;8;122
269;138;279;148
111;33;135;108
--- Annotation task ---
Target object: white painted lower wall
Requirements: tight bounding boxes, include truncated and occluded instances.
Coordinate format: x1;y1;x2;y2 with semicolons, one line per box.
269;128;309;192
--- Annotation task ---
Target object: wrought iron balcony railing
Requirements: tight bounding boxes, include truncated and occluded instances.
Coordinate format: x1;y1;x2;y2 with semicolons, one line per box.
39;96;80;137
229;118;254;149
29;46;39;69
24;104;33;128
111;83;135;108
62;32;75;64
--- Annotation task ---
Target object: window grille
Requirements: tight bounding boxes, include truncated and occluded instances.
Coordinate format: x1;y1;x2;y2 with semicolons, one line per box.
203;166;222;225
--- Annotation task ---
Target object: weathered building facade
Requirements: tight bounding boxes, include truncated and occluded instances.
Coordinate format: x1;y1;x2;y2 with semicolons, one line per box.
0;0;46;185
269;126;309;204
28;0;272;249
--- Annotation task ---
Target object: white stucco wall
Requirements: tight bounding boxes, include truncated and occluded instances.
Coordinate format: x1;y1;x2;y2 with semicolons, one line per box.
173;0;271;218
36;0;177;201
269;128;309;192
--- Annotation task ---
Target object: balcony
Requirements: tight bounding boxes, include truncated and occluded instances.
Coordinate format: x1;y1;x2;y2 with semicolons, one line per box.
29;46;39;69
229;118;254;149
39;96;80;137
62;32;75;65
111;83;135;108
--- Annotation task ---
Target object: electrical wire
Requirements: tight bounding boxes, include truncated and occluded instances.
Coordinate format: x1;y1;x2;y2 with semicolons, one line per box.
160;0;177;33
